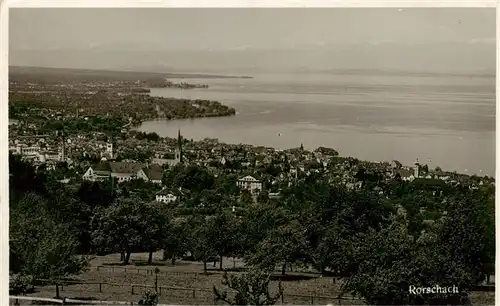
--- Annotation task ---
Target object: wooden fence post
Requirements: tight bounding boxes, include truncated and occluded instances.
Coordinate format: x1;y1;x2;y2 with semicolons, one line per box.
310;296;314;305
131;285;134;295
192;289;196;299
99;283;102;293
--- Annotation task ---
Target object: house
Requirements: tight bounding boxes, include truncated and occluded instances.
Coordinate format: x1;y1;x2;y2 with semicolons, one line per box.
237;175;262;194
83;161;142;183
394;168;415;182
137;164;164;184
83;162;113;182
15;144;40;156
391;160;403;169
151;158;171;166
155;188;183;204
109;162;144;183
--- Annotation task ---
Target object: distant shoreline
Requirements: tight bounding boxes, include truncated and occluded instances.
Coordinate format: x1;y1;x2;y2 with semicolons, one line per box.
9;65;253;80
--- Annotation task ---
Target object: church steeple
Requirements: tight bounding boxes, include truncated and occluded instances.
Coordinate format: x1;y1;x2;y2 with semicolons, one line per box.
177;129;182;147
176;129;183;163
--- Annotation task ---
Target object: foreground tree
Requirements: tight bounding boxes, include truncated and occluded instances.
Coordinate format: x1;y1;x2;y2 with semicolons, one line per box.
342;190;494;305
247;220;310;275
10;199;89;298
190;215;217;273
162;217;190;265
141;201;171;265
213;268;283;305
91;197;147;265
208;211;235;270
138;290;159;305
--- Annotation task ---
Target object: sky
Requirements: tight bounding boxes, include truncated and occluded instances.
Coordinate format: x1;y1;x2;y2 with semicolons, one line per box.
9;8;496;74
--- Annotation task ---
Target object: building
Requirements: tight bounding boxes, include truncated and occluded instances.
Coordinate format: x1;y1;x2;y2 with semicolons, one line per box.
391;160;403;169
137;164;164;184
100;141;115;160
16;144;40;156
153;130;184;167
82;162;113;182
237;175;263;194
83;161;157;183
108;162;144;182
394;168;415;182
155;187;183;204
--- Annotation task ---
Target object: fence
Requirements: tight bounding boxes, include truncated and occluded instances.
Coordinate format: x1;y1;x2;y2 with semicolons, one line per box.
12;278;364;305
92;264;327;280
9;295;170;305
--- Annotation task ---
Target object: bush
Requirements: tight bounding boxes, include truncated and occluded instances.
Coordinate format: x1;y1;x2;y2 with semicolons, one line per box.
10;274;33;295
138;290;158;305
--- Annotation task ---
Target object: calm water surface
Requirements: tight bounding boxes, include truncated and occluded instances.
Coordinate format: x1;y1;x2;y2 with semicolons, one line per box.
138;72;495;176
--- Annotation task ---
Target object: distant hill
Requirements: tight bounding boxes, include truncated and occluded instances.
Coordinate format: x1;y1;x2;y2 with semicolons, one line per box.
9;66;251;82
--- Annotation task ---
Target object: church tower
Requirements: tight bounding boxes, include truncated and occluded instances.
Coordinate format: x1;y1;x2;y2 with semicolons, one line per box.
59;140;65;162
59;130;66;162
106;142;114;159
414;158;421;178
175;129;183;163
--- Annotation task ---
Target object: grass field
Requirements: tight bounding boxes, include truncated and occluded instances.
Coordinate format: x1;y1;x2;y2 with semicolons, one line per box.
13;252;495;305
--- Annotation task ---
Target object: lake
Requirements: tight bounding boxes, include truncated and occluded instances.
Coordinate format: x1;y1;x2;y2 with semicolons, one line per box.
137;71;496;176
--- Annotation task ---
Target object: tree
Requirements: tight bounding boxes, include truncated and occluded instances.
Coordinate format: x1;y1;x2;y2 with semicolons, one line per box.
76;181;116;209
162;217;190;265
239;203;289;257
174;165;215;193
206;211;236;270
9;156;90;297
122;179;162;202
190;215;217;273
257;190;270;204
10;202;89;299
240;189;254;206
9;153;46;205
247;220;309;275
91;197;147;264
213;269;283;306
215;174;240;196
342;189;494;305
162;163;184;187
138;290;159;305
141;201;171;265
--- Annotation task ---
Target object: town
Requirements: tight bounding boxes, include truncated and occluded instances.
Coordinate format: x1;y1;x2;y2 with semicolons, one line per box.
8;67;496;306
9;126;494;204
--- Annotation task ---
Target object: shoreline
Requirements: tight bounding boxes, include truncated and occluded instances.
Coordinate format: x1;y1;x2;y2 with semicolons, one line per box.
136;119;494;178
9;65;253;81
